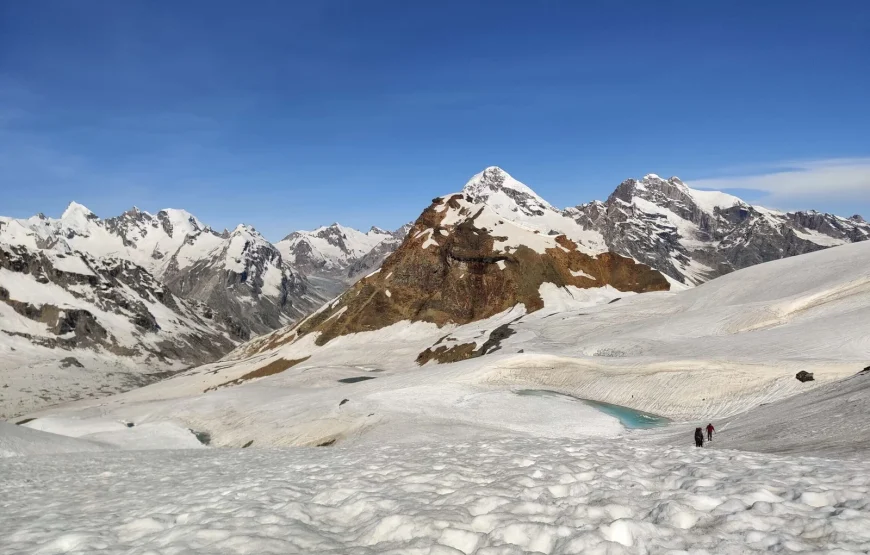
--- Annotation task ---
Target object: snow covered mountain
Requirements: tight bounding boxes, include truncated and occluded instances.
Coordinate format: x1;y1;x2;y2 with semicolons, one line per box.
157;223;319;337
3;167;868;420
568;174;870;285
239;165;870;363
458;167;608;252
443;167;869;287
276;222;411;298
239;172;668;362
16;221;870;454
1;203;326;340
0;240;238;418
0;203;410;416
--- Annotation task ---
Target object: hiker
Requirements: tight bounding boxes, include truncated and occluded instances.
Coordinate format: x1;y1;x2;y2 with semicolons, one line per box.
706;423;715;442
694;427;704;448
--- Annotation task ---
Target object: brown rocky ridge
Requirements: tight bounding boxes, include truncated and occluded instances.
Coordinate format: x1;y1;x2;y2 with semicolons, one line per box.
239;192;669;361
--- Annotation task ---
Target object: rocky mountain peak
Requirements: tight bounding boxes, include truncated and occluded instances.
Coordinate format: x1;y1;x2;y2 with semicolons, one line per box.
462;166;554;218
610;174;689;203
316;223;348;239
231;223;260;237
463;166;536;198
850;214;866;223
157;209;204;232
464;165;509;190
61;201;98;221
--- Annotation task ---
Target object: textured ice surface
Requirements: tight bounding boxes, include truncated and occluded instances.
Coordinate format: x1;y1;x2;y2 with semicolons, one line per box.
2;437;869;554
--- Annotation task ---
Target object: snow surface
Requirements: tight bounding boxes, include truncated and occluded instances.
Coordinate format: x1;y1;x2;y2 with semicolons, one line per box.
0;220;40;250
2;437;869;554
46;253;95;276
569;269;595;280
0;422;108;458
683;186;743;215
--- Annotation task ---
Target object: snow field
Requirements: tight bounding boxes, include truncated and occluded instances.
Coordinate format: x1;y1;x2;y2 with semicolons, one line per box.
2;437;869;554
0;422;108;458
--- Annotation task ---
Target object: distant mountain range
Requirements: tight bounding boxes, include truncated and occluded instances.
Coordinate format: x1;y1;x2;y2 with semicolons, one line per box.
240;166;868;365
2;166;867;416
0;206;408;417
568;173;869;285
276;223;412;299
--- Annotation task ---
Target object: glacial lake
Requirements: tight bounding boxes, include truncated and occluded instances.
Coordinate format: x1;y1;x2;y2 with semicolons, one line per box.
515;389;670;429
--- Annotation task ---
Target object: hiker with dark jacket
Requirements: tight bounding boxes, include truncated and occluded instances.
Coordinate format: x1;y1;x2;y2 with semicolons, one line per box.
694;427;704;447
706;423;715;441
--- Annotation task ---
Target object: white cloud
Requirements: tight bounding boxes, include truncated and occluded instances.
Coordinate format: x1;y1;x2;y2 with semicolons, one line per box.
687;158;870;208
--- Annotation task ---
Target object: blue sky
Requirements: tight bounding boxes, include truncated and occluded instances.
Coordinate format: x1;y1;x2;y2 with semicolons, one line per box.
1;0;868;240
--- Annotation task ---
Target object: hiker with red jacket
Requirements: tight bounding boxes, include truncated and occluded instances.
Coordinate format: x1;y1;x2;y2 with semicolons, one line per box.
706;423;715;442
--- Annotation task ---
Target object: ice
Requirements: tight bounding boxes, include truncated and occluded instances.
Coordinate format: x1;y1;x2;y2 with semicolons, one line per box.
2;437;869;554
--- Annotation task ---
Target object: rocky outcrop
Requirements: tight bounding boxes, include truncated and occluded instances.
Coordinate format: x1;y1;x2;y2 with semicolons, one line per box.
416;322;517;365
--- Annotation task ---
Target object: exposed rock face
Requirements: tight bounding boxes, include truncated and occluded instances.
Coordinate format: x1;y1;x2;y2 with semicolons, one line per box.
159;225;321;339
796;371;815;383
568;175;870;284
241;191;669;358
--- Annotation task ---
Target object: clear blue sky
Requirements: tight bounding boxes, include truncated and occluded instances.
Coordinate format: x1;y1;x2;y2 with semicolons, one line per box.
1;0;868;240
